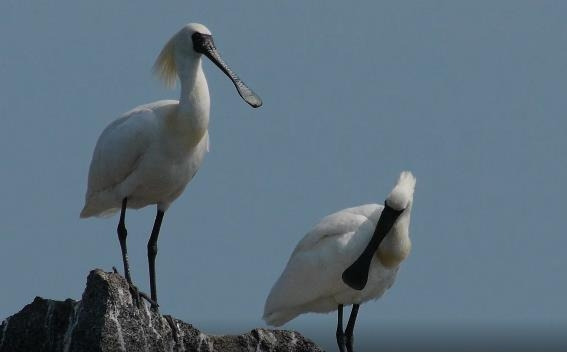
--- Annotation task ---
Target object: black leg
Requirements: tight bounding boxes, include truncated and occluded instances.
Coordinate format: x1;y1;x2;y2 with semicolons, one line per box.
115;198;159;309
336;304;346;352
117;198;133;284
345;304;360;352
147;209;164;309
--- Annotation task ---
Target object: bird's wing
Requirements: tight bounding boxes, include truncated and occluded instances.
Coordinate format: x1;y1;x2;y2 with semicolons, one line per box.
264;204;381;325
83;101;175;202
291;204;381;256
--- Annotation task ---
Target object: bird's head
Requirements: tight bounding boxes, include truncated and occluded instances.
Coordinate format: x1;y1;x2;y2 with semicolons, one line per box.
385;171;416;212
153;23;262;108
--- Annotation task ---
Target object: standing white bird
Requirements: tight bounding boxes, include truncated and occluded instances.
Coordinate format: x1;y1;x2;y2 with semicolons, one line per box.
80;23;262;309
263;171;416;351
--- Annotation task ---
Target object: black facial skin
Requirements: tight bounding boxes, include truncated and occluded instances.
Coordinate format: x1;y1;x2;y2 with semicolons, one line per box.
192;32;262;108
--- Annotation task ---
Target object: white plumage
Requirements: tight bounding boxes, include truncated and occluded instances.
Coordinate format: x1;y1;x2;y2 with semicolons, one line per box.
79;23;261;307
80;100;210;217
81;23;261;218
264;171;416;327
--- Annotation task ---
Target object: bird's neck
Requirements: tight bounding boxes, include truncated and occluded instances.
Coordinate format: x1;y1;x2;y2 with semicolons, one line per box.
173;56;210;138
377;211;412;268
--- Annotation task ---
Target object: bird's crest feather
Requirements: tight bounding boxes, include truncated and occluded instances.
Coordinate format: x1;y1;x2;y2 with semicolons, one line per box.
386;171;416;211
153;36;177;88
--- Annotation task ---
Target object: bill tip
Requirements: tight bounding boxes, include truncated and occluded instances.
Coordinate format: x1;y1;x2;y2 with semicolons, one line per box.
246;95;263;108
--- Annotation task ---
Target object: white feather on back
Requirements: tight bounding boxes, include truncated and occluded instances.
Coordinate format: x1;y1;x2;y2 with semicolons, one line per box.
290;204;381;257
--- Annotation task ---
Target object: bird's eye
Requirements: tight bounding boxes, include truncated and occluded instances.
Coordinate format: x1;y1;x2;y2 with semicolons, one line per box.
192;32;213;54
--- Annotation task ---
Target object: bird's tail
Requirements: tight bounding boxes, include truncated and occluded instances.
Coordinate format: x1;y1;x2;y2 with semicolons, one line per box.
262;310;299;327
386;171;416;210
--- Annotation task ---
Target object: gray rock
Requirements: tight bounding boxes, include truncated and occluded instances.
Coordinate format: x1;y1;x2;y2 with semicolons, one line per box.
0;269;321;351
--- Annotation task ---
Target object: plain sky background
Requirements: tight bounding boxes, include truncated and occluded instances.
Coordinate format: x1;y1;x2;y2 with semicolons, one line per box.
1;0;566;350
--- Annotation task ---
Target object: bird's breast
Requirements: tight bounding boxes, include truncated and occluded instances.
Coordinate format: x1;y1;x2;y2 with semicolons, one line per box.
181;126;208;151
376;232;411;268
164;108;209;154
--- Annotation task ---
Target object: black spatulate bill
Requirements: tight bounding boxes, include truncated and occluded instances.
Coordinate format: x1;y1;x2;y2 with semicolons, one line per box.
342;202;404;290
193;33;262;108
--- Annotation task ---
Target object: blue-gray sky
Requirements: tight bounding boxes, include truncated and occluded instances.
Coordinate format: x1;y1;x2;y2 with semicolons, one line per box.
1;0;566;350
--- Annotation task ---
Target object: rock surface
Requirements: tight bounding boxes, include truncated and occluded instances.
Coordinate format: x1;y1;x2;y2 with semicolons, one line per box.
0;269;321;351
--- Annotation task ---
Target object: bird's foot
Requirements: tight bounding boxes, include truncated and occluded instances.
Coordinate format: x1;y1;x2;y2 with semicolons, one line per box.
128;283;159;310
128;282;142;307
111;266;159;310
164;315;179;343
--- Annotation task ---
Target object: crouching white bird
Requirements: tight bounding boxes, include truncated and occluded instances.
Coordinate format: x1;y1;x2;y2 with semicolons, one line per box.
80;23;262;309
263;171;416;351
